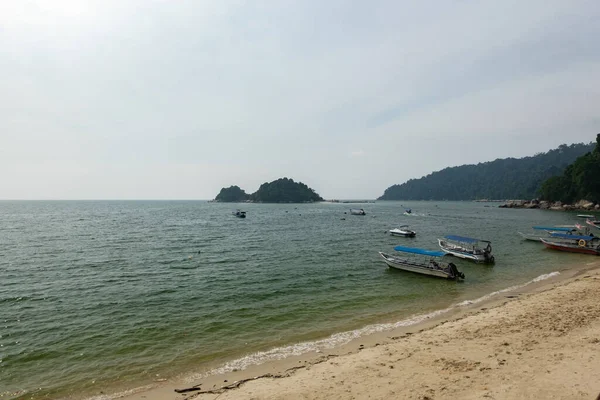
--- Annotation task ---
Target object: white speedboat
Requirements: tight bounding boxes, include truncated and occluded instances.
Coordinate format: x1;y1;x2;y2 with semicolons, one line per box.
379;246;464;280
232;210;246;218
349;208;366;216
438;235;494;263
389;225;416;237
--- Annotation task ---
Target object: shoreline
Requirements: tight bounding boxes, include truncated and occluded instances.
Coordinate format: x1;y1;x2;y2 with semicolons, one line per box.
96;259;600;400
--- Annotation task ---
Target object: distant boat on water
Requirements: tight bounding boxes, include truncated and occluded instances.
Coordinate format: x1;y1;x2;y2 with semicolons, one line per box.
389;225;416;237
349;208;366;216
379;246;464;280
232;210;246;218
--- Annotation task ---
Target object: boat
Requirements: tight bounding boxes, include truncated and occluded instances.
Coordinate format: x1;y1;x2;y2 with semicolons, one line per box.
541;233;600;255
349;208;366;216
389;225;416;237
532;226;577;233
578;214;594;218
438;235;495;263
518;226;578;242
517;232;543;242
379;246;464;280
586;219;600;230
232;210;246;218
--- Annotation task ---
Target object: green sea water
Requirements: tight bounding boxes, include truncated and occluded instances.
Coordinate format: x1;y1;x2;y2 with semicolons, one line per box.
1;200;596;399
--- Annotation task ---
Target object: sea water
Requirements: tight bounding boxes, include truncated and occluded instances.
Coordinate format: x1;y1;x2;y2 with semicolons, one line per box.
0;200;593;399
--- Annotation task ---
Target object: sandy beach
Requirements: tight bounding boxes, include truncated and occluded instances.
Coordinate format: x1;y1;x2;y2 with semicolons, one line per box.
119;262;600;400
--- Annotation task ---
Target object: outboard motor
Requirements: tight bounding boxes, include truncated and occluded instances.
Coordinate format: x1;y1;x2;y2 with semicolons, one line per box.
484;244;494;263
448;263;464;280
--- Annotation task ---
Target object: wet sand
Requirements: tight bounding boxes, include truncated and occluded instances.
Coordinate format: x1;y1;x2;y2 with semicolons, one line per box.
117;261;600;400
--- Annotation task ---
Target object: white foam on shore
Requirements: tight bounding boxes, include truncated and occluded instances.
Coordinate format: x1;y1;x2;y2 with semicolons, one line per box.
186;271;561;382
85;385;154;400
185;306;454;382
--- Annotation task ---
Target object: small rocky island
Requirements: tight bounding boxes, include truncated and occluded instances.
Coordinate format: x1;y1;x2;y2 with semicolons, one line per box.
214;178;324;203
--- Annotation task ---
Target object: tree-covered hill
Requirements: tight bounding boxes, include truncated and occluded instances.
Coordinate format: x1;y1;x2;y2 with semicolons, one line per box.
214;178;324;203
539;134;600;203
378;142;595;201
215;186;250;202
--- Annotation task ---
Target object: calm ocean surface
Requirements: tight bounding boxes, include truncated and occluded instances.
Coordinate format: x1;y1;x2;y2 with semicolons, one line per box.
1;200;596;399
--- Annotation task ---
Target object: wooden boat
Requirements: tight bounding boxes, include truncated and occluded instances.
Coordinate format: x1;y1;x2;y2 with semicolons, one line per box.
379;246;464;280
541;233;600;255
350;208;366;216
389;225;416;237
232;210;246;218
438;235;494;263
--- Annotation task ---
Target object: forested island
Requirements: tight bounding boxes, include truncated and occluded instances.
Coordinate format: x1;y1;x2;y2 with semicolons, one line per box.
378;142;594;201
215;178;324;203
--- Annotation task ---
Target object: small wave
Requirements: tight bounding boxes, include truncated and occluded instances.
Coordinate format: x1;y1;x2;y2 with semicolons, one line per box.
187;270;561;382
85;385;154;400
185;306;454;382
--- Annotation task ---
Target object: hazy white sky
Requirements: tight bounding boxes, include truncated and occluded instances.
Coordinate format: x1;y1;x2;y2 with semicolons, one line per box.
1;0;599;199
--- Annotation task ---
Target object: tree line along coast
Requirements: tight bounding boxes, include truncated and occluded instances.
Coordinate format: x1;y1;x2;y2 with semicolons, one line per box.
213;134;600;209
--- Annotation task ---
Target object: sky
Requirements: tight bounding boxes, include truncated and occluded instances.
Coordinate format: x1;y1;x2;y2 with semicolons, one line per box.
1;0;599;200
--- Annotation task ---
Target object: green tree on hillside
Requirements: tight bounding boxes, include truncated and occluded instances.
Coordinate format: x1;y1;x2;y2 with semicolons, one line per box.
378;142;594;201
539;134;600;203
215;186;250;202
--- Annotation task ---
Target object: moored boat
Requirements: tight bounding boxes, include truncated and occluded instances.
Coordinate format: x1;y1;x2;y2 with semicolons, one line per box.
541;233;600;255
519;226;578;242
379;246;464;280
350;208;366;216
438;235;494;263
389;225;416;237
232;210;246;218
517;232;543;242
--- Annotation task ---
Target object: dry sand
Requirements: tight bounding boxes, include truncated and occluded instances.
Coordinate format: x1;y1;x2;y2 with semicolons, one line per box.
121;264;600;400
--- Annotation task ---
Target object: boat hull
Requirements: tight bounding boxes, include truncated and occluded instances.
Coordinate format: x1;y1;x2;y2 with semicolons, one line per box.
378;252;460;279
517;232;542;242
389;229;416;237
541;239;600;255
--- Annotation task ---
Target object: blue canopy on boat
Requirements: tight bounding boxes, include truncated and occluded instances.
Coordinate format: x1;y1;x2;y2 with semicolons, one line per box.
444;235;489;244
550;233;596;241
394;246;445;257
533;226;575;232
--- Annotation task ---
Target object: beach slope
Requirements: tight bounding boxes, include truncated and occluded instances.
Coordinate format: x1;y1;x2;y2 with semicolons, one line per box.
184;270;600;400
